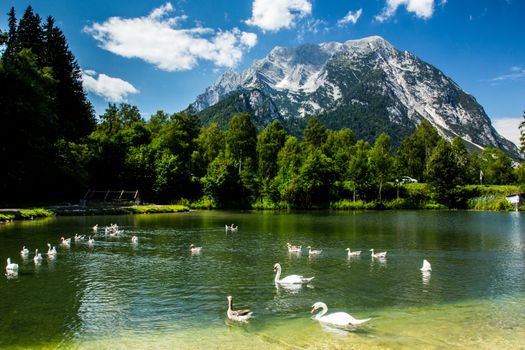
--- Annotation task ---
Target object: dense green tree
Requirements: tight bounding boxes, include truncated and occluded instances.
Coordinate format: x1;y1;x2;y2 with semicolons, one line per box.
303;116;328;148
192;122;225;177
298;148;335;206
396;120;441;182
275;136;303;206
322;128;354;178
425;139;461;206
520;111;525;153
479;148;515;185
347;140;370;201
225;113;257;173
201;151;243;207
369;133;393;201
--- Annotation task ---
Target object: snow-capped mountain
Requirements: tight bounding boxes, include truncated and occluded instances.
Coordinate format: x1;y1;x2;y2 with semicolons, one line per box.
192;36;520;158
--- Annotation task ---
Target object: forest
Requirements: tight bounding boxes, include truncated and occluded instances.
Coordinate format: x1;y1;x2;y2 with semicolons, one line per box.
1;6;524;209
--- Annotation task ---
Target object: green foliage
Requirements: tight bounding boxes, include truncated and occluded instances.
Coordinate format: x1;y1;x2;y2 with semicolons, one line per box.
520;110;525;154
479;148;515;185
467;196;514;211
0;208;54;221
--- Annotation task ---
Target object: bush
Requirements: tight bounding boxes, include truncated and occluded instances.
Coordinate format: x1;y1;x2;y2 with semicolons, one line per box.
467;195;514;211
190;197;217;210
252;198;289;210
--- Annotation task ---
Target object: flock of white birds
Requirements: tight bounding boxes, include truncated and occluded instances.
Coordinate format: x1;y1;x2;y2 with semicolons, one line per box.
4;223;433;331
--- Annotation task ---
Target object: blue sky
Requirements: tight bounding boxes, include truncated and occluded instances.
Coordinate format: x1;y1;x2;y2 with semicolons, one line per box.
1;0;524;145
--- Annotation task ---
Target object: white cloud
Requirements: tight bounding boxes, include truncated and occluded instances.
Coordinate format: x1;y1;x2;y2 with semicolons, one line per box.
376;0;435;22
84;2;257;72
81;70;139;102
491;66;525;82
245;0;312;32
337;8;363;26
493;117;522;147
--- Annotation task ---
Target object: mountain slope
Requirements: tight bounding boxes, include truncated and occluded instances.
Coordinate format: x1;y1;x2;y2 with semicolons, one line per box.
191;36;520;158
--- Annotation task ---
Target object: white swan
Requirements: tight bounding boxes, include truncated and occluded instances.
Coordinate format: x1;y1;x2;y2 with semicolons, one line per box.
60;237;71;247
226;296;252;322
346;248;361;257
421;259;432;272
20;246;29;258
225;224;238;232
74;234;85;242
33;249;43;264
273;263;314;284
370;248;387;259
190;244;202;254
87;236;95;246
286;243;302;253
307;246;322;255
311;302;370;329
131;236;138;243
6;258;19;274
92;224;98;232
47;243;57;257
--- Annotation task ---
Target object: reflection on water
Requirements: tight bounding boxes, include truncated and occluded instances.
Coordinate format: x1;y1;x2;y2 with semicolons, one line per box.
0;210;524;349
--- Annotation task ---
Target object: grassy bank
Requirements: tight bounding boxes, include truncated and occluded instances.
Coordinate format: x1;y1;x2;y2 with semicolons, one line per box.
0;208;55;222
52;204;190;216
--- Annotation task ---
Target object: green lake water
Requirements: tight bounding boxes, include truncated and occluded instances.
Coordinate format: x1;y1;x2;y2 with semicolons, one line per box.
1;210;524;349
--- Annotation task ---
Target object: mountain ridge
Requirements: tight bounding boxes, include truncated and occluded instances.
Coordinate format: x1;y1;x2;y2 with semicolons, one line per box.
191;36;520;158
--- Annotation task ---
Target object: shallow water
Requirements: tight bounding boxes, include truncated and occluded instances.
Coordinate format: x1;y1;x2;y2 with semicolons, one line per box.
0;210;524;349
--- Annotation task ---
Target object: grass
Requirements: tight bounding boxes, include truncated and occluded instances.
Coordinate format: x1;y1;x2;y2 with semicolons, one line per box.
0;208;55;222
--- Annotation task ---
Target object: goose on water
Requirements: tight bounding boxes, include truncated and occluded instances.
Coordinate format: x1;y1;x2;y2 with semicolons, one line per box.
87;236;95;246
33;249;43;264
20;246;29;258
273;263;314;284
190;244;202;254
225;224;238;232
47;243;57;257
131;236;138;243
307;246;322;255
369;248;387;259
92;224;98;232
226;296;253;322
6;258;19;274
346;248;361;257
311;302;370;329
286;243;302;253
60;237;71;247
74;234;85;242
421;259;432;272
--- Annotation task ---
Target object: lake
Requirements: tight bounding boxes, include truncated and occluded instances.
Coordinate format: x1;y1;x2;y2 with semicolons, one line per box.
1;210;524;349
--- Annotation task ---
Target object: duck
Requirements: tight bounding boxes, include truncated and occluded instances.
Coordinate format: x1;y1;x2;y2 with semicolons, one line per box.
370;248;387;259
286;243;302;253
346;248;361;257
33;249;43;264
20;246;30;258
60;237;71;248
190;244;202;254
420;259;432;272
306;246;322;255
6;258;19;274
226;296;253;322
311;302;370;329
273;263;314;284
47;243;57;257
131;236;138;243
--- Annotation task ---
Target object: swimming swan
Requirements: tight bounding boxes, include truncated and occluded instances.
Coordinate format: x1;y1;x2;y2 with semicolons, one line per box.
20;246;29;258
33;249;43;264
273;263;314;284
286;243;302;253
190;244;202;254
131;236;138;243
226;296;252;322
311;302;370;329
421;259;432;272
47;243;57;257
6;258;19;274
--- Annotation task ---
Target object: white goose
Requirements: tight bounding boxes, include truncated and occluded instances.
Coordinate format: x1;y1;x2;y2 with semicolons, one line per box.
6;258;19;274
74;234;85;242
311;302;370;329
60;237;71;248
307;246;322;255
346;248;361;257
287;243;302;253
20;246;30;258
370;248;387;259
131;236;138;244
47;243;57;257
190;244;202;254
33;249;43;264
226;296;253;322
273;263;314;284
92;224;98;232
421;259;432;272
87;236;95;246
